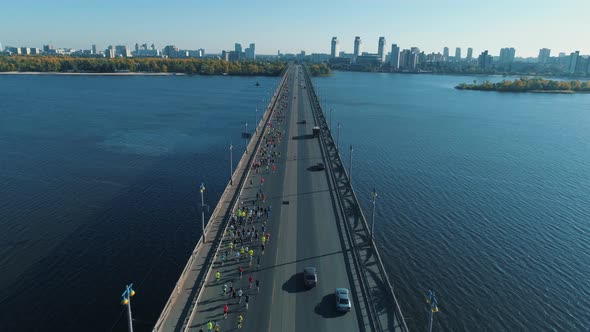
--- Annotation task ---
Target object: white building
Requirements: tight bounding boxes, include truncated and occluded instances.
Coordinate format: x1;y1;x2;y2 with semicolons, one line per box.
331;37;339;58
353;36;362;63
378;37;386;63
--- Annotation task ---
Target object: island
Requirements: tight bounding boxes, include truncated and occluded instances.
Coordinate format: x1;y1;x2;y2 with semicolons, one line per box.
455;77;590;93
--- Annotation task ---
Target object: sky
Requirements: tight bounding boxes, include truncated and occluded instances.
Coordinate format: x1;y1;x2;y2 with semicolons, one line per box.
1;0;589;57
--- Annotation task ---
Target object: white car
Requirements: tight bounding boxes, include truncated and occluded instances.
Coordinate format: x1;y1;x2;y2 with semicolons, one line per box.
335;288;352;312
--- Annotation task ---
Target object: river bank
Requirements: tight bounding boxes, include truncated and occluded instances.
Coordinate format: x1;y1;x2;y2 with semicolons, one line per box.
0;71;183;76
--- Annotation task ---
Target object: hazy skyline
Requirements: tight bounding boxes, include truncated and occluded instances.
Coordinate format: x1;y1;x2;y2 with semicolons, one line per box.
2;0;589;57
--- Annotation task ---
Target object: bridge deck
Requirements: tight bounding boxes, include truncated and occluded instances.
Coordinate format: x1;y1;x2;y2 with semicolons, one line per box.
155;64;407;332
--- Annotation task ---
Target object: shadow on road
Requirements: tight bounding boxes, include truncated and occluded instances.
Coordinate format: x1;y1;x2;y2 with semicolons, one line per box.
281;272;308;293
314;293;346;318
257;250;344;272
292;134;315;140
307;164;325;172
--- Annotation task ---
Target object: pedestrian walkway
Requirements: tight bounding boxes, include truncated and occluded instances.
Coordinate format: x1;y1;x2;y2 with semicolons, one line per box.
185;68;293;331
153;67;291;332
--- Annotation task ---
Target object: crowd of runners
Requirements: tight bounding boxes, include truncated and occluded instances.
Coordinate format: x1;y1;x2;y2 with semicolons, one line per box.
200;72;293;332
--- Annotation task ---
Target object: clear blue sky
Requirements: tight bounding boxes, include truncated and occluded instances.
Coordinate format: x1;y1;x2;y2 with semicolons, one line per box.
1;0;589;57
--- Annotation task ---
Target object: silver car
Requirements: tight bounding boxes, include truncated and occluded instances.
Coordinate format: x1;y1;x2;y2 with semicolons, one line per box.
303;267;317;287
335;288;352;312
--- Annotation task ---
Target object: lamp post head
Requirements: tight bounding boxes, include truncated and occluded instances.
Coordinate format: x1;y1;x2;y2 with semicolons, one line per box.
200;183;206;193
121;283;135;305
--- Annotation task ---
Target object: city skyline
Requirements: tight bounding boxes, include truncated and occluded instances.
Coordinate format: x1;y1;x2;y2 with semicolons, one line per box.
1;0;590;57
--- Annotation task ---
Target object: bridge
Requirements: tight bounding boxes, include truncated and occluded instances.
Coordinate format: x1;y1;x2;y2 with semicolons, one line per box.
153;64;408;332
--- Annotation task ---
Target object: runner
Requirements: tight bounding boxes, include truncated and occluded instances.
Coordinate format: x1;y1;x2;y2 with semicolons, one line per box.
256;279;260;292
222;283;227;296
257;256;261;268
239;266;244;279
245;294;250;310
223;303;229;319
237;315;244;329
249;275;254;288
215;271;221;283
207;320;213;332
238;288;243;303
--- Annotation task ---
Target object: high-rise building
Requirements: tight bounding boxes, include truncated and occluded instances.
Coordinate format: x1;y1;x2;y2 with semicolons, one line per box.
466;48;473;62
106;46;115;58
43;45;55;53
235;43;242;54
538;48;551;64
443;47;449;61
455;47;461;61
135;43;139;52
378;37;386;63
163;45;179;58
353;36;362;62
151;43;156;51
245;43;256;59
399;49;417;69
568;51;580;74
115;45;130;57
330;37;339;58
92;44;97;54
390;44;400;69
478;50;493;69
499;47;516;64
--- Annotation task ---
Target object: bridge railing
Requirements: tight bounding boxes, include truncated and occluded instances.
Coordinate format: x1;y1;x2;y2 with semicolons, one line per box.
302;64;409;332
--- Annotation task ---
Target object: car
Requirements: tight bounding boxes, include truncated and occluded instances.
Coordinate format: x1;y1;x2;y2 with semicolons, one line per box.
303;267;317;287
335;288;352;312
316;163;325;171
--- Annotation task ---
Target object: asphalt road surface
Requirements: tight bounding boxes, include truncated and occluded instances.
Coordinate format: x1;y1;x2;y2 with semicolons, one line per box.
187;65;361;332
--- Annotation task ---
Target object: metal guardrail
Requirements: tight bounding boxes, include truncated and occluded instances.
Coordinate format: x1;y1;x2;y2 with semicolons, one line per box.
152;66;291;332
302;65;409;332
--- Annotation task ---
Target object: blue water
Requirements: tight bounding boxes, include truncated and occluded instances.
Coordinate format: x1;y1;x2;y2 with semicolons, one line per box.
313;71;590;331
0;74;278;331
1;72;589;332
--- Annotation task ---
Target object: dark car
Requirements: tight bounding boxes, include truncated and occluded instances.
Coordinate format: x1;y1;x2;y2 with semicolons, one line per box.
316;163;325;171
303;267;317;288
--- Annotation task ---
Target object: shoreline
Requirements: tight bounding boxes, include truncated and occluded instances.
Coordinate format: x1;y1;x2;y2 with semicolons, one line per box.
456;88;590;94
0;71;184;76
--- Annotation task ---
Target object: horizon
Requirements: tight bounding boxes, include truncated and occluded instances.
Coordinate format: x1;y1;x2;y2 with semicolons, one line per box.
1;0;590;57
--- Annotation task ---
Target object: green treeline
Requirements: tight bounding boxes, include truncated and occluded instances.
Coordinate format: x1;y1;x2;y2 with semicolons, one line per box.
0;55;286;76
456;77;590;93
307;63;331;76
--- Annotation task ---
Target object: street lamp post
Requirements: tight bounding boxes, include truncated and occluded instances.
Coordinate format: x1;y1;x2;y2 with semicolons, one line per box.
329;108;333;132
371;187;377;239
426;290;439;332
200;183;206;242
121;284;136;332
349;144;353;185
230;144;233;186
255;108;258;133
243;122;249;154
337;122;341;151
